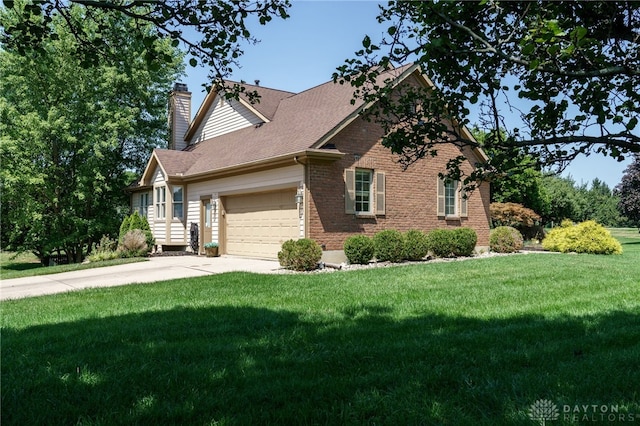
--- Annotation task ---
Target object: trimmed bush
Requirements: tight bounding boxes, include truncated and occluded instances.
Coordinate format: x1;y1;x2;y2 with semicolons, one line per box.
373;229;405;263
426;229;454;257
278;238;322;271
451;227;477;257
490;226;524;253
343;235;375;264
425;228;478;257
542;220;622;255
403;229;429;261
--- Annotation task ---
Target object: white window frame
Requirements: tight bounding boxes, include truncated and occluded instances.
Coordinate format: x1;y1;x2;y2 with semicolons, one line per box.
172;186;184;220
355;168;373;215
437;177;468;218
444;179;458;217
345;168;385;216
155;186;166;220
138;192;150;218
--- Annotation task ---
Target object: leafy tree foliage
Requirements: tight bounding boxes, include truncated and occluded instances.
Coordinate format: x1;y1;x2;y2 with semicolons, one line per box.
541;175;626;227
0;4;183;263
615;154;640;230
473;127;548;215
1;0;290;97
336;1;639;184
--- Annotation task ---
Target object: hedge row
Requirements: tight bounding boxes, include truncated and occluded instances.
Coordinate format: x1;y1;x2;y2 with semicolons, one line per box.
344;228;478;265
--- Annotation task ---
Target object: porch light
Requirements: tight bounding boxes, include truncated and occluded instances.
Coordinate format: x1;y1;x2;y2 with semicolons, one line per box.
294;190;303;205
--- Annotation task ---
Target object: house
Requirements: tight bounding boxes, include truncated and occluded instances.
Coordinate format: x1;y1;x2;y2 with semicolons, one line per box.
130;64;491;259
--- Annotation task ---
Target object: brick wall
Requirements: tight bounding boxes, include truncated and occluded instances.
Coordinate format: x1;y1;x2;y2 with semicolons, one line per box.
307;116;491;250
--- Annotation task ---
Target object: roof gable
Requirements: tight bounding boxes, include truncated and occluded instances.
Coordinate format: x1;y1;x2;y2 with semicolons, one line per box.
149;63;487;180
184;82;294;143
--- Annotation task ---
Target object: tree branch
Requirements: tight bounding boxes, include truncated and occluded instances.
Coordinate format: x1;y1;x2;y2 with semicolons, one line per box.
433;9;640;78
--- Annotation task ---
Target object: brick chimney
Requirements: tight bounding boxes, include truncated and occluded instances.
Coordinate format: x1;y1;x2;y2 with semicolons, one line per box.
168;83;191;150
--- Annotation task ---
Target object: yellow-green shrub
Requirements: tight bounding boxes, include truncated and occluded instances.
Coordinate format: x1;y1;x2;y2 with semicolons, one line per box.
542;220;622;255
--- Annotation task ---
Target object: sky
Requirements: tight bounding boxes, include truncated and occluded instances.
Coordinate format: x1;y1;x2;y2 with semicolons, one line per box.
180;0;631;189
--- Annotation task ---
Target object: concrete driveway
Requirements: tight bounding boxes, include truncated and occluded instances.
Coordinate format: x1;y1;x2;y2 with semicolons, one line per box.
0;255;282;301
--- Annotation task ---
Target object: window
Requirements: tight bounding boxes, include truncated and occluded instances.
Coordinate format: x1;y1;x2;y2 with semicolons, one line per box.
173;186;183;219
355;169;372;213
437;178;468;218
345;168;385;215
155;186;166;219
444;180;457;216
139;192;150;218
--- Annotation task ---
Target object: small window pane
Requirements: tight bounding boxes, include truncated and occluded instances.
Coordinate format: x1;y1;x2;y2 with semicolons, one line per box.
355;169;372;213
173;186;183;219
445;180;457;216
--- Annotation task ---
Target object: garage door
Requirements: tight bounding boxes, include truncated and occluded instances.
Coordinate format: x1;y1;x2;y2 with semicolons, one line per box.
224;189;299;258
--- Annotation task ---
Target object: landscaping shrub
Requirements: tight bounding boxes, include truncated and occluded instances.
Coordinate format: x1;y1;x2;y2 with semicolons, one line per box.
343;235;375;264
87;235;120;262
490;202;544;240
278;238;322;271
119;229;149;257
542;220;622;255
425;228;478;257
119;212;154;252
490;226;524;253
118;215;131;244
373;229;405;263
426;229;454;257
451;227;477;257
403;229;429;261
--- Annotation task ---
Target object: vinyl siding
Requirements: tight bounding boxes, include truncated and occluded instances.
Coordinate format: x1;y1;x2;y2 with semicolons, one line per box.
190;96;263;144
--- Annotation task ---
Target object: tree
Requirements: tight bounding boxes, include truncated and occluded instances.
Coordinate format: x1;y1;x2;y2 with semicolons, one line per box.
0;4;183;263
578;178;624;227
335;1;639;185
472;126;548;216
540;175;581;226
616;154;640;230
1;0;290;97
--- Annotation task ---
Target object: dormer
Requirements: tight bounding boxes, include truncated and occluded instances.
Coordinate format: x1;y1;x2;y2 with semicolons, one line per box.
184;82;295;146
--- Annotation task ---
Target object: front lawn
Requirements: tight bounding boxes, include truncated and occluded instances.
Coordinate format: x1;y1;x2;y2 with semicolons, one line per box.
0;251;147;280
2;236;639;425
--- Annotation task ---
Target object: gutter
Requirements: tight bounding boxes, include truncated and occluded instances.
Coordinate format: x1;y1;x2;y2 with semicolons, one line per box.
170;149;345;183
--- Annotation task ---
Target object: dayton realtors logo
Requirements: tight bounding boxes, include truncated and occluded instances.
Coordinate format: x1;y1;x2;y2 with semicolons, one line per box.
528;400;637;424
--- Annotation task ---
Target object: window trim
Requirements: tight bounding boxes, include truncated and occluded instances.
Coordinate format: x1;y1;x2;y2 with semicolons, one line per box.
172;185;184;220
437;177;468;218
354;168;373;215
155;186;166;220
139;192;150;218
345;168;385;216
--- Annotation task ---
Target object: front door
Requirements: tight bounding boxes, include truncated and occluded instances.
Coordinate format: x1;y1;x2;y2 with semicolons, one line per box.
200;199;212;254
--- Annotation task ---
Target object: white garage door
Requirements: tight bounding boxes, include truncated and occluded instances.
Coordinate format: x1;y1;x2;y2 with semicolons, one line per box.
224;189;299;258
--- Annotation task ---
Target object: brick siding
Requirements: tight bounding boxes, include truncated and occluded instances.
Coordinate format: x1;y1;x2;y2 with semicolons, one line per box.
307;116;491;250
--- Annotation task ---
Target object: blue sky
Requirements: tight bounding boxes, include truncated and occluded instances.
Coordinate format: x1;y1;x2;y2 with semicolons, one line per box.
181;0;631;189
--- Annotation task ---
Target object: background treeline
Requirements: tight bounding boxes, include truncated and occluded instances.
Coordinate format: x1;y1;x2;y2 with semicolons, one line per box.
493;171;630;228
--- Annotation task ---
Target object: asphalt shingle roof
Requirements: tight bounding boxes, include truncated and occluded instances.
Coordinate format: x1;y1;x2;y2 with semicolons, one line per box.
157;64;416;178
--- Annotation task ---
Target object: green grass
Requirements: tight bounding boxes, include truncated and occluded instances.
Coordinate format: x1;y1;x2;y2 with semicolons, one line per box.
2;235;639;425
0;251;147;279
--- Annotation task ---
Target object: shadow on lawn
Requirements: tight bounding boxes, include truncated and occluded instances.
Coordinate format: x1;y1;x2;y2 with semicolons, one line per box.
2;306;639;425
